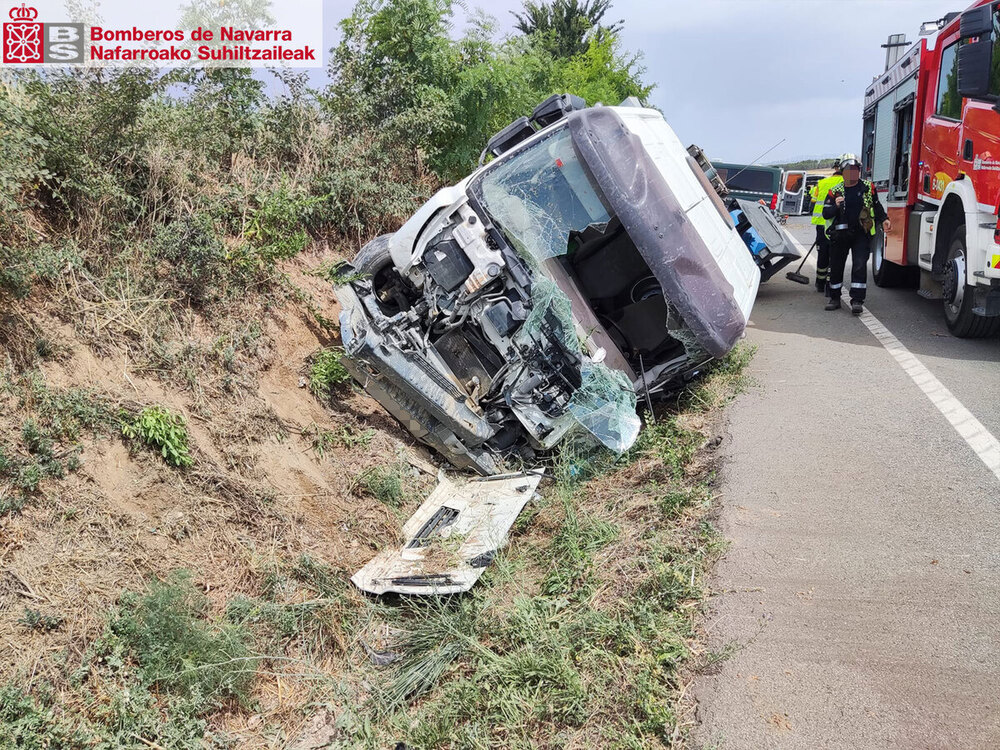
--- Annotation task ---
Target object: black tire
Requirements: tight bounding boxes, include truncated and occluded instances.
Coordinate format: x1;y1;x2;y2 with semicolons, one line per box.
352;233;394;275
872;229;919;288
351;233;416;315
942;224;1000;338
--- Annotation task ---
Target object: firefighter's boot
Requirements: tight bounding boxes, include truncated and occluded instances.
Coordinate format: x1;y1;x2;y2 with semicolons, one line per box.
851;300;863;315
825;298;841;311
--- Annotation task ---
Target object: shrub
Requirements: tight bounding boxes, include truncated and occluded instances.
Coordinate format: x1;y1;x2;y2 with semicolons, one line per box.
152;215;227;306
121;406;194;468
92;572;255;704
0;381;115;512
0;685;90;750
18;608;63;633
238;185;318;266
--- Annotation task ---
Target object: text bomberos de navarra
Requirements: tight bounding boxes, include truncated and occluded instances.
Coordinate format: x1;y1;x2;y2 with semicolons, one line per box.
89;27;315;61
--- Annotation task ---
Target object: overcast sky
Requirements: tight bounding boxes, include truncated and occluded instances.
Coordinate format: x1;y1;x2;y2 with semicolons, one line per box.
44;0;967;164
318;0;963;164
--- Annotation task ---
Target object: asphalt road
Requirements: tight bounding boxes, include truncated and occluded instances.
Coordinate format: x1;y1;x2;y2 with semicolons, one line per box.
692;216;1000;750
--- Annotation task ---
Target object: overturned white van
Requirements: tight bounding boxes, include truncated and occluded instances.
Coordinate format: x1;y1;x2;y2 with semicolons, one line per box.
335;95;770;475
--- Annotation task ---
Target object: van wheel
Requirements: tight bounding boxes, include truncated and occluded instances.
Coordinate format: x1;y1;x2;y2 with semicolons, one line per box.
352;233;416;316
872;230;918;288
942;225;1000;338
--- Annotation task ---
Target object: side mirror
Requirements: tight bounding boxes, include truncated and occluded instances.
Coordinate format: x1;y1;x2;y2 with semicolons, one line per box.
958;37;993;98
530;93;586;129
481;117;535;164
960;4;992;37
957;3;995;99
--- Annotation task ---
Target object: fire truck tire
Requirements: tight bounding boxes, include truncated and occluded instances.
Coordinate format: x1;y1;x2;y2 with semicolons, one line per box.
871;230;918;288
942;225;1000;338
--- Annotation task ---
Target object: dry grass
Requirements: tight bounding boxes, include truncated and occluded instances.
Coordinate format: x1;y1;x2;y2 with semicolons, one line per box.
1;222;755;750
0;239;452;746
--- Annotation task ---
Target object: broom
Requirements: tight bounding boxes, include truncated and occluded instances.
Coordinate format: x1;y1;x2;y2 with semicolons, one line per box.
785;240;817;285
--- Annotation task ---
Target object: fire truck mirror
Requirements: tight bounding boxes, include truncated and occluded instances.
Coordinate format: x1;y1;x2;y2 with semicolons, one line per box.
959;5;993;39
957;36;993;100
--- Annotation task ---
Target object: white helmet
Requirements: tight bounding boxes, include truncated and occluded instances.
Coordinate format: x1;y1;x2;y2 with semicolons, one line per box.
839;153;861;169
837;152;860;170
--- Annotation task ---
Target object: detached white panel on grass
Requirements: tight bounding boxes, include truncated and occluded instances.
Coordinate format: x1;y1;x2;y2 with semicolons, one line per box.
352;470;544;596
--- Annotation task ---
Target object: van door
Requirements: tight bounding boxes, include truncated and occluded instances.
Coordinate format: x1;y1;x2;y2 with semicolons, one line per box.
780;170;806;214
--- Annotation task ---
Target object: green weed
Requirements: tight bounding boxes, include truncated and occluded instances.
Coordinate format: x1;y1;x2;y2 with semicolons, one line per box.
304;423;338;457
357;463;407;507
337;424;376;449
631;415;701;481
541;493;619;598
308;347;351;398
289;553;347;599
380;598;482;708
309;260;369;286
1;573;257;749
683;342;757;411
237;186;319;269
658;483;711;518
121;406;194;468
18;609;64;633
89;571;255;704
152;214;227;306
0;379;116;512
0;685;90;750
303;423;374;457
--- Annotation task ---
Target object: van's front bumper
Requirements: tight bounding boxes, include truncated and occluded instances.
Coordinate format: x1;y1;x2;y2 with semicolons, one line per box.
336;280;501;475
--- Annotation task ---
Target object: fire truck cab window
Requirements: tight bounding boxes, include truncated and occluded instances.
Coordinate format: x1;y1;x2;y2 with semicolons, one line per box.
936;42;961;119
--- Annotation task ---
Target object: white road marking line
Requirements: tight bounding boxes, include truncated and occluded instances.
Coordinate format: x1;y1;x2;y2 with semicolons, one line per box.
858;311;1000;482
785;230;1000;484
785;231;816;271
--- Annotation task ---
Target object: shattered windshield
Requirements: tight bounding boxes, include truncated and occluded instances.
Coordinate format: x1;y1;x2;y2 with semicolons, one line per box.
568;364;641;453
471;126;611;263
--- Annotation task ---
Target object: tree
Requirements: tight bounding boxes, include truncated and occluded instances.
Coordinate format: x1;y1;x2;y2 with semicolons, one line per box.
326;0;457;158
551;33;651;106
175;0;273;172
512;0;623;59
325;0;650;180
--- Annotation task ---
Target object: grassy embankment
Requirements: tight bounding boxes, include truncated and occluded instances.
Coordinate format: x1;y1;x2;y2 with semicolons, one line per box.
1;337;754;748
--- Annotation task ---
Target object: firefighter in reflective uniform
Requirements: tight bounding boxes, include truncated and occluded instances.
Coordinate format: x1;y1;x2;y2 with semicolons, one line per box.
822;154;890;315
808;157;845;293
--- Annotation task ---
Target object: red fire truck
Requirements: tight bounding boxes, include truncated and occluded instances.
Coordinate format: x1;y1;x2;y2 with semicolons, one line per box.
863;1;1000;337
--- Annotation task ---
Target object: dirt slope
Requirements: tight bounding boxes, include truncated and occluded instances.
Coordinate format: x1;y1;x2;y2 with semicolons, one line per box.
0;249;441;743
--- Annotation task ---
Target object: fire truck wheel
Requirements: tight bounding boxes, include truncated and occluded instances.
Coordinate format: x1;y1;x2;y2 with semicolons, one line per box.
942;225;1000;338
872;230;918;288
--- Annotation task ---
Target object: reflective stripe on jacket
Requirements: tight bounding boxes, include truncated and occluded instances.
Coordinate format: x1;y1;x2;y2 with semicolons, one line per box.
811;174;843;225
825;179;883;237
